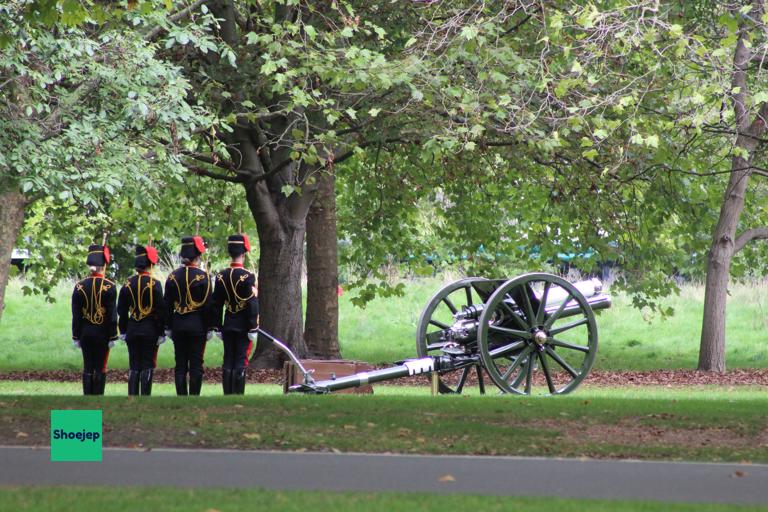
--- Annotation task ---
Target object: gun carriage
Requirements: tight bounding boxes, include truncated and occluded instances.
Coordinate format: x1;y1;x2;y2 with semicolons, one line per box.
266;272;610;396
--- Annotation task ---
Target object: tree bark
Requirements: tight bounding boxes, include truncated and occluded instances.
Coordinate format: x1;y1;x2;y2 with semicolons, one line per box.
236;158;312;369
305;170;341;359
697;18;768;372
0;181;28;323
250;193;309;368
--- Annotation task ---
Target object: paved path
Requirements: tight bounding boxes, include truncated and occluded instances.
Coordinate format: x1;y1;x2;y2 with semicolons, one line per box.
2;446;767;504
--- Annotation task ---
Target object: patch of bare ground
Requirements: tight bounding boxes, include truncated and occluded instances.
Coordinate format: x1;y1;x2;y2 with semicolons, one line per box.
559;418;753;450
0;365;768;387
2;368;768;387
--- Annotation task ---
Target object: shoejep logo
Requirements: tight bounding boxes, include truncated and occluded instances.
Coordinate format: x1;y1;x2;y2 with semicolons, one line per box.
50;410;102;462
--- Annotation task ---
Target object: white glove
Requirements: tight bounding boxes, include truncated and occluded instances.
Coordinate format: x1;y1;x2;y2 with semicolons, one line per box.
206;330;214;341
108;340;116;348
72;339;81;349
119;334;127;342
247;330;258;342
157;335;166;346
164;329;172;339
213;329;222;340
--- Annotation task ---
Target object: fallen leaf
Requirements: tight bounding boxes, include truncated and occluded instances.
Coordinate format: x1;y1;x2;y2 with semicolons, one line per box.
243;433;261;440
731;471;748;478
343;424;357;430
16;431;28;438
438;474;456;482
189;430;197;436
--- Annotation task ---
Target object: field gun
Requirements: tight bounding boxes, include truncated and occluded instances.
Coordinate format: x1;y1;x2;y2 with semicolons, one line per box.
265;272;610;396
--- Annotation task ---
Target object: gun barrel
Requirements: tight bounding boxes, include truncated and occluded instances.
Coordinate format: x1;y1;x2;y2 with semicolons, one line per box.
545;293;611;318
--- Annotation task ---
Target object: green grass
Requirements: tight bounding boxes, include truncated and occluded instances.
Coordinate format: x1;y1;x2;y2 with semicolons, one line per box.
3;487;767;512
2;276;768;371
2;388;767;462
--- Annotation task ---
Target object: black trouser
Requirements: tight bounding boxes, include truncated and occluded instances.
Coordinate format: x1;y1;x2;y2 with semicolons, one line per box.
126;335;159;396
221;331;253;395
80;335;110;396
172;332;206;396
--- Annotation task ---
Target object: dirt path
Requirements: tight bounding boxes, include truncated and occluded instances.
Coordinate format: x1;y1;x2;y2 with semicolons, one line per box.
2;368;768;386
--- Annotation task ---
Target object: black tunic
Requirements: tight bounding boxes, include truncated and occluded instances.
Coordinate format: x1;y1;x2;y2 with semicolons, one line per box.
71;274;118;342
164;265;213;336
118;273;166;339
212;266;259;333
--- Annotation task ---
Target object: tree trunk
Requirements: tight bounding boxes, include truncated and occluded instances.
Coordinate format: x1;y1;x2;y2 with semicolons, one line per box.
244;175;311;369
0;182;28;323
305;171;341;359
698;154;751;372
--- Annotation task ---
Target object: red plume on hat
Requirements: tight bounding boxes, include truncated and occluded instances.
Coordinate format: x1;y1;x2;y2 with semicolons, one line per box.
243;234;251;252
145;245;159;265
103;246;111;264
193;236;206;254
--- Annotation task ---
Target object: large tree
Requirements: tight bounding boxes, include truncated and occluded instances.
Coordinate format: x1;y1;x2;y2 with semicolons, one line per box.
154;1;426;366
0;2;206;319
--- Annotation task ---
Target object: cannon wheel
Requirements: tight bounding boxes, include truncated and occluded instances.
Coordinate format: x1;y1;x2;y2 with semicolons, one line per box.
477;273;598;395
416;277;498;394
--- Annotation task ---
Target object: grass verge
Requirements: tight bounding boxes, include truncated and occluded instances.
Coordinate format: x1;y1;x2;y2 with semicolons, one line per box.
2;277;768;371
2;487;767;512
2;387;767;463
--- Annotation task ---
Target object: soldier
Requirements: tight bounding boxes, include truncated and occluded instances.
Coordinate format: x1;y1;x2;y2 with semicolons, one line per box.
164;236;213;396
212;234;259;395
71;244;118;395
117;244;166;396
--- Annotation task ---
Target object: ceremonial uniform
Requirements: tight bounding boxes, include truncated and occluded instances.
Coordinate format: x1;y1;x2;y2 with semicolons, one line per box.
165;236;212;395
71;244;118;395
117;245;165;396
212;234;259;395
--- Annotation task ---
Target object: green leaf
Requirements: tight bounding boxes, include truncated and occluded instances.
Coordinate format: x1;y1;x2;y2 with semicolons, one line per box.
460;26;479;41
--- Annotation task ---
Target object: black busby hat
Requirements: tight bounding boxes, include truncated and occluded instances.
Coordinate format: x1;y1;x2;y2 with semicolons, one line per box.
134;244;159;269
227;234;251;257
180;236;206;260
86;245;110;267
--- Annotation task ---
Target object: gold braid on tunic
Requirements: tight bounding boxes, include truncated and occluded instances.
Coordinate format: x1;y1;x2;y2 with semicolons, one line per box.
126;275;154;321
169;267;210;315
218;270;254;314
77;277;112;325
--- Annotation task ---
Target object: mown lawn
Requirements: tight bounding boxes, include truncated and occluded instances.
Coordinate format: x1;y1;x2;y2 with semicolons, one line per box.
2;487;767;512
2;276;768;371
2;387;767;463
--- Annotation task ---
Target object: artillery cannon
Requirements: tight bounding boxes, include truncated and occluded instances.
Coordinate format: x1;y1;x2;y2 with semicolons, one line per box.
267;272;610;396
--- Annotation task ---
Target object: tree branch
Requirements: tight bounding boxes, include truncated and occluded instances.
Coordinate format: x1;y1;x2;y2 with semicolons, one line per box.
734;227;768;253
145;0;207;42
186;165;244;183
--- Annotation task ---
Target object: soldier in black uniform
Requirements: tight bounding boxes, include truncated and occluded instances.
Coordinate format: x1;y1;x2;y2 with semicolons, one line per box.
71;244;119;395
164;236;213;396
117;244;166;396
212;234;259;395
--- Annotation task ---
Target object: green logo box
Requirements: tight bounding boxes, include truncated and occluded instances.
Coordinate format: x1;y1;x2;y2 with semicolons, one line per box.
50;410;102;462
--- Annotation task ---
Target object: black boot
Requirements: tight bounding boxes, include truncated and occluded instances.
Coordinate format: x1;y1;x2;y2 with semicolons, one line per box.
82;371;94;395
93;373;107;395
189;372;203;396
222;369;233;395
175;371;188;396
140;369;153;396
128;370;140;396
233;369;246;395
